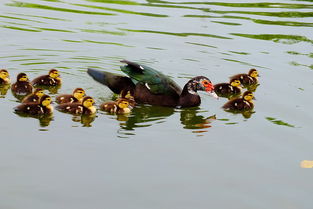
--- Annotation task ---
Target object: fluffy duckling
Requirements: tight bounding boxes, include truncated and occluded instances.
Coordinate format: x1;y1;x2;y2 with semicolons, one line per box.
21;88;45;103
0;69;11;85
56;88;86;104
214;78;241;96
14;95;53;115
119;90;136;107
56;96;96;115
32;69;61;86
100;98;131;114
230;69;259;86
222;91;254;111
11;73;33;95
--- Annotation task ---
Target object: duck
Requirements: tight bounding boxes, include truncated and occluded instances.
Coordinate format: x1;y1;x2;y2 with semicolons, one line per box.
222;91;254;111
87;60;218;108
56;96;96;115
14;95;53;115
56;88;86;104
0;69;11;85
21;88;45;103
32;69;61;86
100;98;131;114
214;78;241;96
11;73;33;95
230;69;259;86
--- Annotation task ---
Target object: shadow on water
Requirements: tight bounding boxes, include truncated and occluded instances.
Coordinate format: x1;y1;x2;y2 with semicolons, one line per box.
14;112;54;127
72;114;97;127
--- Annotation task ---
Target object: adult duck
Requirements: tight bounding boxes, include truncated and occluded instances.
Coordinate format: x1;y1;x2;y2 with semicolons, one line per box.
87;60;218;108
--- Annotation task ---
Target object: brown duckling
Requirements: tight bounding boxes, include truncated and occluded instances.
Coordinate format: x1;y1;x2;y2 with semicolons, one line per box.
11;73;33;95
56;88;86;104
56;96;96;115
222;91;254;111
230;69;259;86
100;98;131;114
214;78;241;96
21;88;45;104
32;69;61;86
14;95;53;115
119;89;136;107
0;69;11;85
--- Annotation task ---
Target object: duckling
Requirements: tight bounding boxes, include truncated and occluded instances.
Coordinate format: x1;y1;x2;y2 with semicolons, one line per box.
119;90;136;107
222;91;254;111
11;73;33;95
230;69;259;86
56;88;86;104
32;69;61;86
21;88;45;103
214;78;242;96
56;96;96;115
14;95;53;115
0;69;11;85
100;98;131;114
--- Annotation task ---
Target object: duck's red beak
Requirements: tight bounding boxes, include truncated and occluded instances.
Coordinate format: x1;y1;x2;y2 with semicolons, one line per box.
205;83;219;99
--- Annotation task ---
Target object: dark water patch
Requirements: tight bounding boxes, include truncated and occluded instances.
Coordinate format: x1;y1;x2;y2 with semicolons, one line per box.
186;42;217;48
266;117;295;128
34;27;74;33
191;2;313;9
72;3;168;17
20;61;59;66
0;24;41;32
0;14;43;23
8;12;70;21
229;51;250;55
231;33;313;44
7;1;116;16
20;48;76;52
120;28;231;39
80;28;126;36
211;20;241;26
183;58;200;62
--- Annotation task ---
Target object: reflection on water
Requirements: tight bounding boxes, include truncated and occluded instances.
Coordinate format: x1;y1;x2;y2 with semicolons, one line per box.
0;84;10;98
72;114;97;127
300;160;313;168
14;112;54;127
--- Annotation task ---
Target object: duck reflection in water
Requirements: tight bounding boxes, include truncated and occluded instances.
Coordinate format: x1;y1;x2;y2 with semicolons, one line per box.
14;112;54;127
72;114;97;127
180;107;216;134
0;84;10;98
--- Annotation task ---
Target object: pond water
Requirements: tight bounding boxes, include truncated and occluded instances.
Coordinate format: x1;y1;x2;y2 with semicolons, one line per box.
1;0;313;208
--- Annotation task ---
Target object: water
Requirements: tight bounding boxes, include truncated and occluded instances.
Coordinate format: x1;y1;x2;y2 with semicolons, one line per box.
1;0;313;208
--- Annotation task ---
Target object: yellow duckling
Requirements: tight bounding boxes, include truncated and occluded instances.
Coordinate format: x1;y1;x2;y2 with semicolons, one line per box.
101;98;131;114
14;95;53;115
22;88;45;103
32;69;62;86
56;96;96;115
223;91;254;111
0;69;11;85
56;88;86;104
230;69;259;86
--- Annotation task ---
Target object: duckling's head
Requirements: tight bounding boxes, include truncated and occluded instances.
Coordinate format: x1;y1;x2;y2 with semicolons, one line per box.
0;69;10;80
243;91;254;102
230;78;241;87
117;98;130;109
120;90;134;100
82;96;95;108
40;95;52;107
49;69;60;79
73;88;86;100
17;73;29;82
34;88;44;97
248;69;259;78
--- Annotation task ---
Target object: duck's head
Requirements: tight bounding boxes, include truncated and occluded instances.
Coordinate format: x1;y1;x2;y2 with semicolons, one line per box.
49;69;60;79
40;95;52;107
230;78;241;87
17;73;29;82
189;76;218;99
117;98;130;109
34;88;44;97
0;69;10;80
248;69;259;78
82;96;95;108
243;91;254;102
73;88;86;100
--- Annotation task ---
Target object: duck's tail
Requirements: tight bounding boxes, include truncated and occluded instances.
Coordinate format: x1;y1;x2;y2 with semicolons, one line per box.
87;68;135;94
